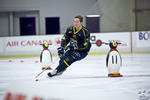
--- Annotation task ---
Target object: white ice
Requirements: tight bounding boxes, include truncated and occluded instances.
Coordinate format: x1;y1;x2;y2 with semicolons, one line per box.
0;54;150;100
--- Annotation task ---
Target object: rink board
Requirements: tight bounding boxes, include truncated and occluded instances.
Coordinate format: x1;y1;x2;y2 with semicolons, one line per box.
0;31;150;56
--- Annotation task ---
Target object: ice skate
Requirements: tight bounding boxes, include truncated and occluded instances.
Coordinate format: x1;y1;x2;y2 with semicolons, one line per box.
47;69;64;77
47;69;58;77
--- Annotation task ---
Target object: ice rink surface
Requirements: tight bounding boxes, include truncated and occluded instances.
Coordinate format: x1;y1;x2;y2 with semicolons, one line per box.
0;54;150;100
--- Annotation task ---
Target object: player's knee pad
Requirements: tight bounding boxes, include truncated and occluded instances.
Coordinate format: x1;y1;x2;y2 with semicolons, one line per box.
56;55;75;73
63;55;75;67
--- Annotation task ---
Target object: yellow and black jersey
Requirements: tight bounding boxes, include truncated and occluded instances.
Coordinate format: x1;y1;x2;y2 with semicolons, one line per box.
61;25;91;52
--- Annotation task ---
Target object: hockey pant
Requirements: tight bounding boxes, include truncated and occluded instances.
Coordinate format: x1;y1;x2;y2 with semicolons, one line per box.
56;50;88;74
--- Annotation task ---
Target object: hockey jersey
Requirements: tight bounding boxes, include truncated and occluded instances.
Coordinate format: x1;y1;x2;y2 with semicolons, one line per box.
61;25;91;52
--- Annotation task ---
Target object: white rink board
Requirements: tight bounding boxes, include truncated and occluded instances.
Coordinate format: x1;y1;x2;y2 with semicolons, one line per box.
0;31;150;56
0;35;62;56
90;32;130;53
0;37;4;52
132;31;150;52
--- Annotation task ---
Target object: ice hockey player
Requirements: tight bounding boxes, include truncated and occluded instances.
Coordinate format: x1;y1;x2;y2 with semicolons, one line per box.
47;15;91;77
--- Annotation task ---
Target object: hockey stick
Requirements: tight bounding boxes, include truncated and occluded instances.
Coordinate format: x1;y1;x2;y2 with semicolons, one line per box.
34;47;71;81
34;69;47;80
34;57;60;81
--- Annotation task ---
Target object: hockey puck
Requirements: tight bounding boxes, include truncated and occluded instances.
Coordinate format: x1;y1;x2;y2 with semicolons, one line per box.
35;79;39;81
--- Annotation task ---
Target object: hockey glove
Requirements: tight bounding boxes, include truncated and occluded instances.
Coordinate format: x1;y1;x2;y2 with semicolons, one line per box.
68;41;78;50
57;47;64;58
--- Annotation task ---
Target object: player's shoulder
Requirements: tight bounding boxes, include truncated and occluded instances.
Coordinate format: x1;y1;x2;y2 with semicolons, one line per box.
65;26;73;34
66;26;73;31
82;26;89;33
